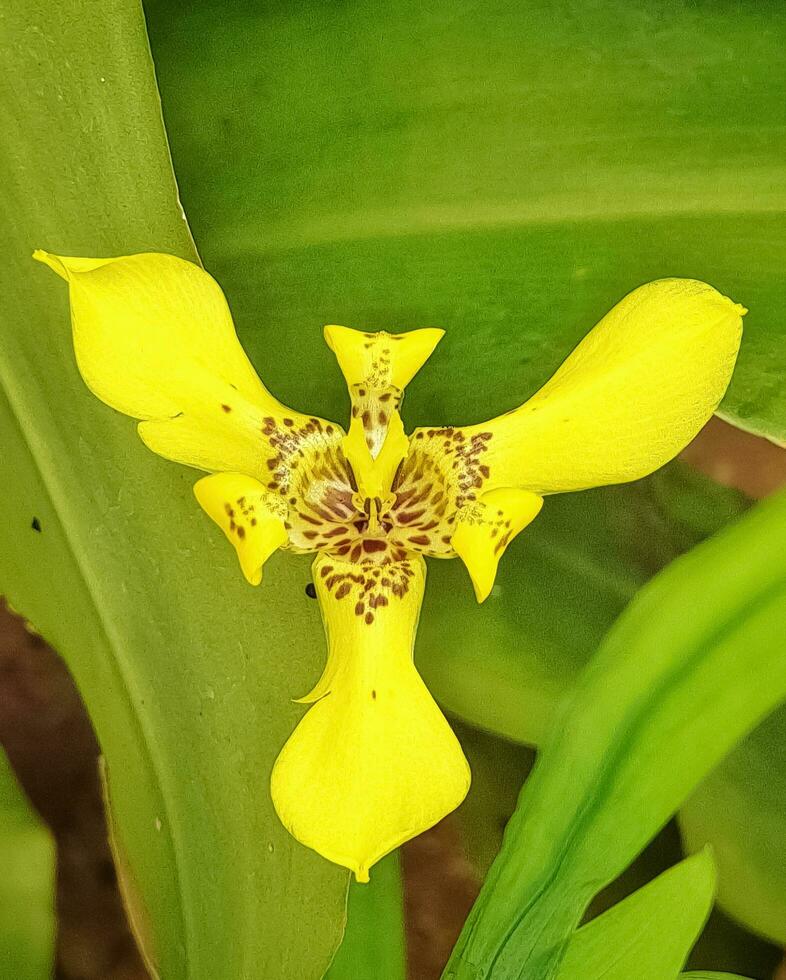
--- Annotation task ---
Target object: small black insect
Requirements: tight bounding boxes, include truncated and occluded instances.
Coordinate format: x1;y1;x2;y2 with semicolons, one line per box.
31;517;42;532
305;582;317;599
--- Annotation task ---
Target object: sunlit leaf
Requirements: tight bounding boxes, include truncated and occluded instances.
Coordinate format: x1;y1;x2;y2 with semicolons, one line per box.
146;0;786;444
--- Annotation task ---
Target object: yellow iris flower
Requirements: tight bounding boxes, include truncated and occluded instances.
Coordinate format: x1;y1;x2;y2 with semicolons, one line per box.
33;249;744;882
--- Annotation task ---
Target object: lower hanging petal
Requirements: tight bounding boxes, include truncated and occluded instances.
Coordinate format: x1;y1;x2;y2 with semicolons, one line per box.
270;554;470;882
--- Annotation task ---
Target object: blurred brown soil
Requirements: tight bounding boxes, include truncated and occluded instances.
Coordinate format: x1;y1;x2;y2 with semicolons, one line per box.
1;417;786;980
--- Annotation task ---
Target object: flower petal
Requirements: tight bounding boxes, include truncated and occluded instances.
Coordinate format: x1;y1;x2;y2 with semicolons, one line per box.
452;488;543;602
324;324;444;393
193;473;288;585
341;411;409;505
271;554;470;882
413;279;744;497
324;324;443;455
33;250;342;478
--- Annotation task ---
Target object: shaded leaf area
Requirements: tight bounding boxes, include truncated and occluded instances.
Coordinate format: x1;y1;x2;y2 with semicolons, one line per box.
421;462;747;746
683;975;754;980
0;745;55;980
0;3;346;978
680;707;786;945
555;850;715;980
445;489;786;978
145;0;786;443
327;853;406;980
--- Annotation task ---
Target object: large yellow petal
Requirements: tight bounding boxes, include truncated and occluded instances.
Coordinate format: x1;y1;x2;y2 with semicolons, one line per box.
412;279;744;497
271;554;470;882
33;250;341;479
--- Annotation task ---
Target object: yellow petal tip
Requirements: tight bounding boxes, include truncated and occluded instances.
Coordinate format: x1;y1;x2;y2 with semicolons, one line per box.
32;249;68;279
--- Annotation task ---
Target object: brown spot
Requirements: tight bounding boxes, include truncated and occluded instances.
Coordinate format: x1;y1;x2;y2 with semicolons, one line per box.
335;582;352;600
221;403;232;413
237;526;246;540
362;539;387;553
365;611;375;625
355;601;365;616
408;534;431;546
283;418;294;427
371;690;377;699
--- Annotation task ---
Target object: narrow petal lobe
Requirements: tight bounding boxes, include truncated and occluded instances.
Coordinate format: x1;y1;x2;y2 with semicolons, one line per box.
194;473;288;585
271;554;470;882
452;488;543;602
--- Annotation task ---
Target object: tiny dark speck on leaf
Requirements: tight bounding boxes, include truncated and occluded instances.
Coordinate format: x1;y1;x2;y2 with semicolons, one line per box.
31;517;41;532
305;582;317;599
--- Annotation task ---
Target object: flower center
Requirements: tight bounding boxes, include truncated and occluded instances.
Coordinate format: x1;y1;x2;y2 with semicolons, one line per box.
282;435;483;564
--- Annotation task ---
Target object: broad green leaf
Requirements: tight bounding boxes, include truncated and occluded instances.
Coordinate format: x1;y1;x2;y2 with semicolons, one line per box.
555;850;716;980
0;4;345;978
146;0;786;444
444;488;786;979
0;749;54;980
145;1;786;951
327;853;406;980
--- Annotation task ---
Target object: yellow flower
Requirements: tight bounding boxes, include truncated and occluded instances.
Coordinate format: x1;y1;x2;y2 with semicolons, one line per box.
33;249;744;882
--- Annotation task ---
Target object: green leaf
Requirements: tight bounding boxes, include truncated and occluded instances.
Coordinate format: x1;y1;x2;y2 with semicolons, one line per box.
146;0;786;443
682;974;754;979
421;463;748;747
444;488;786;979
0;749;55;980
555;850;716;980
680;705;786;946
0;3;345;978
326;852;406;980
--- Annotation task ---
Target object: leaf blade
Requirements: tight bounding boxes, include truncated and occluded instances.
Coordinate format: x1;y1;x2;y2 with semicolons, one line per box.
444;488;786;978
555;850;716;980
0;3;346;976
